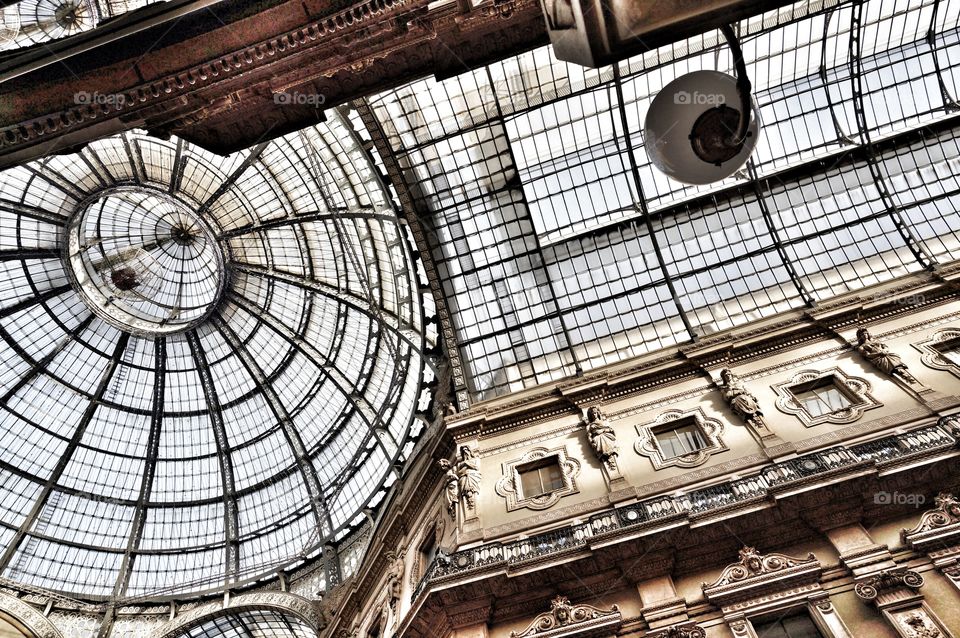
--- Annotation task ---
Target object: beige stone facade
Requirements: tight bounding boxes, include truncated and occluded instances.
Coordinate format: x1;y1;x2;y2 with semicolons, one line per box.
323;272;960;638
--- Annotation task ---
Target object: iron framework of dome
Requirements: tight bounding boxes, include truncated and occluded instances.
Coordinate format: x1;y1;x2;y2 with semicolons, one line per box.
0;109;435;601
362;0;960;404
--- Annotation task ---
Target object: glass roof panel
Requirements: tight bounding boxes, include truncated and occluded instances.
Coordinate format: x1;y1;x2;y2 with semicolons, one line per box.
0;0;167;52
0;111;430;601
365;0;960;402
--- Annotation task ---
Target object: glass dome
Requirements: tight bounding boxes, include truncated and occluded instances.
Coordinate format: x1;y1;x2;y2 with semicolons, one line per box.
0;112;433;600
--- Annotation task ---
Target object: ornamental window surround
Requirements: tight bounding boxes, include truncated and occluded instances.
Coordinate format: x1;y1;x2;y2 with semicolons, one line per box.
773;368;880;427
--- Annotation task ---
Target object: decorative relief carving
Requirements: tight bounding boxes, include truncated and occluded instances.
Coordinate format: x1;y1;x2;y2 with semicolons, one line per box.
456;445;481;510
856;327;919;384
645;620;707;638
634;408;726;470
708;546;818;588
915;328;960;377
495;447;581;511
583;406;619;471
385;549;405;611
438;458;459;518
702;547;822;610
888;605;949;638
902;493;960;540
509;595;621;637
854;568;924;601
0;592;63;638
773;368;880;427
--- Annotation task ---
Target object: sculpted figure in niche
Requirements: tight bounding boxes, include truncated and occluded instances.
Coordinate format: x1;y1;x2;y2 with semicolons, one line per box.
718;368;772;436
585;406;618;469
856;327;919;384
455;445;481;509
437;459;459;517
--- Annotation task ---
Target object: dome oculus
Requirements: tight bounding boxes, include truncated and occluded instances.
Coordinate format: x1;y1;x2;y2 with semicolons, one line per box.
65;188;227;336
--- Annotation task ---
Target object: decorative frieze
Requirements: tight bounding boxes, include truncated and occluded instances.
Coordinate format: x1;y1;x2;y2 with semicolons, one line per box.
902;492;960;593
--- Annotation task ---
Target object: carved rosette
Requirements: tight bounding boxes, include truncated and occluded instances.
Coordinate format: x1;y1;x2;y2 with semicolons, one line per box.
510;595;622;637
854;569;925;601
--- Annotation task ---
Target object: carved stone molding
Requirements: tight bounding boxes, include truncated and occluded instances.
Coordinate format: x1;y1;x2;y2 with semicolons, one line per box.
888;604;953;638
509;596;621;638
854;568;924;603
634;408;726;470
644;620;707;638
151;592;326;637
0;592;64;638
915;328;960;378
702;547;822;607
773;368;880;427
495;447;581;512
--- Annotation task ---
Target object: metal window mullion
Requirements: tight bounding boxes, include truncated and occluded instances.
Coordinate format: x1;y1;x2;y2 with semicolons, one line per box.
485;65;582;377
849;0;937;271
211;315;335;538
611;64;696;340
97;338;166;636
196;142;270;215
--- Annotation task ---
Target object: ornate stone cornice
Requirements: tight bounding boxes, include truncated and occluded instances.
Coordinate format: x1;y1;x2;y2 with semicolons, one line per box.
702;547;822;606
509;596;621;638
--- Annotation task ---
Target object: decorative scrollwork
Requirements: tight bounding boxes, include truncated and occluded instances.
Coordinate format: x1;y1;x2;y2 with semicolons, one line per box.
509;595;621;637
645;621;707;638
496;447;580;512
902;492;960;541
773;368;880;427
854;569;924;601
706;546;817;587
0;592;63;638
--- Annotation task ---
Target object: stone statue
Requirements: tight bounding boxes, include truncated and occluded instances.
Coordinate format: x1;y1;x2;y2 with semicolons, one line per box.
856;327;918;384
437;459;459;517
385;550;404;610
718;368;771;435
584;406;618;469
455;445;481;510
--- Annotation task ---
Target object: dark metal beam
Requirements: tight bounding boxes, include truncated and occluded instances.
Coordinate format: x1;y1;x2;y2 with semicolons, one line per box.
232;262;428;367
98;337;166;634
185;330;241;585
226;292;403;461
211;315;336;538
